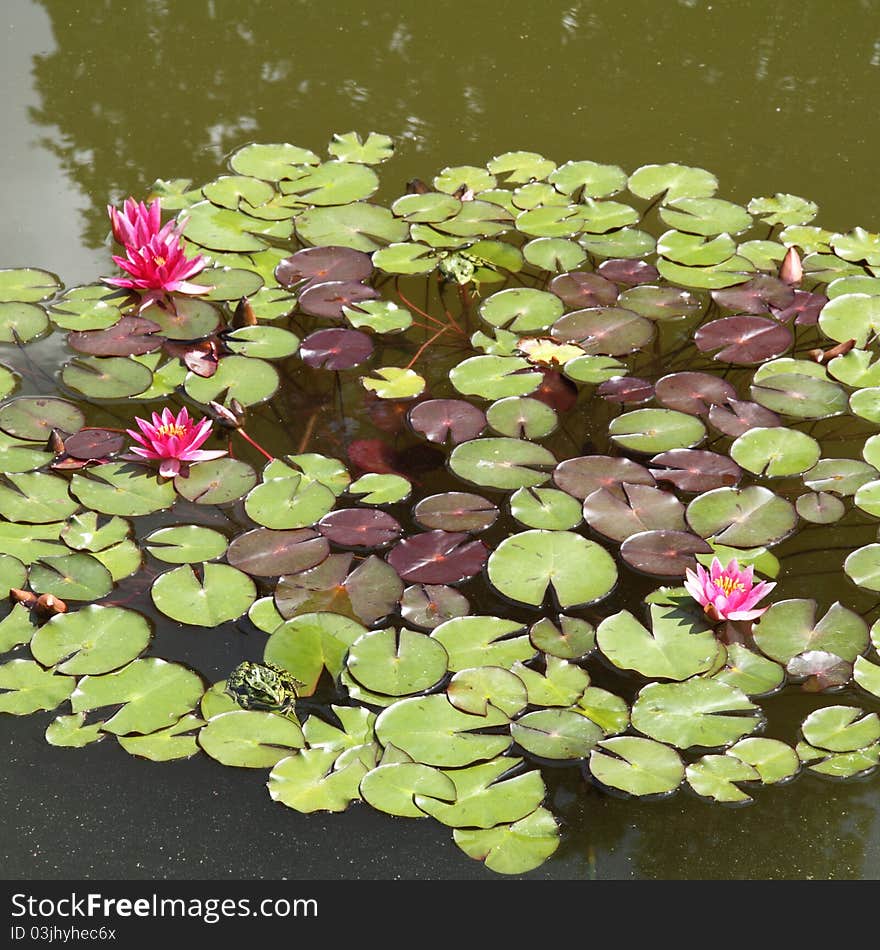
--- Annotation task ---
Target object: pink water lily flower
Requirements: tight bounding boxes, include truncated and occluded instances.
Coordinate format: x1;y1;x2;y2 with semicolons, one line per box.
126;407;226;478
684;557;775;623
104;197;211;308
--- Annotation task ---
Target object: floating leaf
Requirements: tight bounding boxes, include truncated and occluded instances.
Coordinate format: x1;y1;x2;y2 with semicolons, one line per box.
346;628;449;698
29;553;113;601
31;605;150;675
387;530;488;584
628;163;718;202
361;367;425;400
449;438;555;490
150;563;256;626
71;463;175;515
487;530;617;607
510;487;583;531
174;458;256;505
144;525;228;564
71;658;203;735
45;712;103;748
713;643;785;697
511;708;602;760
686;486;796;547
554;455;654;500
400;584;470;630
695;317;792;364
413;492;498;533
348;473;411;505
453;807;559;875
686;754;759;803
609;408;706;453
801;705;880;752
432;617;535;673
631;678;762;753
730;427;820;477
118;714;203;761
447;666;529;717
0;659;74;715
588;736;683;797
582;483;685;542
297;203;408;252
649;449;741;493
199;710;304;768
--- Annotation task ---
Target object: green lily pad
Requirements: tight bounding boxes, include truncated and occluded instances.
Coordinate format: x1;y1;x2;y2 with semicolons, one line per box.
268;747;371;813
658;229;737;266
61;512;130;552
244;474;336;529
199;709;304;768
30;605;150;675
750;373;848;420
562;355;627;384
264;612;367;696
509;487;582;530
0;302;49;343
796;741;879;778
415;757;545;828
795;492;845;524
628;163;718;202
50;284;122;330
730;427;820;477
151;563;256;626
487;530;617;607
343;298;412;333
225;326;300;360
753;599;869;664
280;161;378;205
588;736;684;797
686;486;797;547
348;473;411;505
0;434;51;472
727;737;799;783
660;197;752;237
748;193;817;227
511;708;602;760
529;615;595;660
372;243;440;276
549;160;626;198
297;203;408;252
0;603;34;652
0;554;25;598
71;658;204;735
819;293;880;346
832;227;880;265
447;666;529;717
453;806;559;875
580;228;656;259
229;142;319;179
631;679;762;750
487;397;557;440
803;458;877;496
0;267;60;302
346;628;449;698
712;643;785;697
686;754;759;803
174;458;257;505
45;712;104;748
118;713;203;761
522;238;586;271
449;355;541;400
597;604;719;680
62;356;153;398
449;438;554;490
0;659;74;715
801;705;880;752
144;525;228;563
361;367;425;400
200;267;265;302
185;355;279;407
29;554;113;601
854;656;880;699
431;617;535;672
0;472;77;524
359;762;456;818
844;543;880;591
375;694;510;767
71;463;176;516
608;408;705;453
480;289;563;333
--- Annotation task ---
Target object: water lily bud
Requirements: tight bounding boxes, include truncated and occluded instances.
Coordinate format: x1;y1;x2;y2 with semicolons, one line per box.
9;588;37;608
208;400;243;429
34;594;67;617
779;246;803;285
47;428;66;454
234;296;258;326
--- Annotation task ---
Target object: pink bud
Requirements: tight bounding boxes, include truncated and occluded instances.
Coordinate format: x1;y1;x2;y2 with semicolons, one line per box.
780;246;803;285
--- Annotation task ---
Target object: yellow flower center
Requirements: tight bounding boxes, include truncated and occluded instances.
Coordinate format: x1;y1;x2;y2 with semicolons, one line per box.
713;575;745;596
153;254;166;267
157;423;187;439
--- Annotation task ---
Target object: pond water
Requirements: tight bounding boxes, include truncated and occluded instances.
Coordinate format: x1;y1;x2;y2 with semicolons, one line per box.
2;0;880;880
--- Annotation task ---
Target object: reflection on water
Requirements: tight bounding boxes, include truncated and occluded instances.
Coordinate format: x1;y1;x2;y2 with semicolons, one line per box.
1;0;880;879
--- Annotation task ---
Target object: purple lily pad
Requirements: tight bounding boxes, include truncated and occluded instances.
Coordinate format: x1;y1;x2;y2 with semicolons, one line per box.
596;377;655;404
711;276;795;314
298;280;380;319
597;258;660;286
787;650;852;691
582;483;686;542
413;492;499;532
300;328;373;369
619;529;713;577
63;428;126;461
275;246;373;289
654;371;737;416
400;584;471;629
649;449;742;492
317;509;402;548
707;398;782;437
553;456;655;500
549;271;619;309
274;553;403;625
408;399;487;445
386;530;489;584
226;527;329;577
551;307;655;356
770;290;828;326
694;316;793;364
68;316;163;356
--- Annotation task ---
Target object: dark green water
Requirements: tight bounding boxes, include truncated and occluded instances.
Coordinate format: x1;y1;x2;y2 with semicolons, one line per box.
2;0;880;880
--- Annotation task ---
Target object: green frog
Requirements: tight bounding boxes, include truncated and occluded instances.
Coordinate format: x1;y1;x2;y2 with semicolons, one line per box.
224;661;303;715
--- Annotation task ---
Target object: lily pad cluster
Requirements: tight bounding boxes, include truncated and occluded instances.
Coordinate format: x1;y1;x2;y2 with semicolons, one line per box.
1;136;880;876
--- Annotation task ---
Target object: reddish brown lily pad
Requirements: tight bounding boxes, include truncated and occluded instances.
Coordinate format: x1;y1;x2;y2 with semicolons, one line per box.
620;529;712;577
707;398;782;437
649;449;742;492
298;280;380;319
275;246;373;288
68;316;163;357
549;271;619;309
317;508;402;548
553;455;655;500
386;530;489;584
654;371;737;416
413;492;499;532
694;316;793;364
408;399;487;445
596;377;655;404
226;527;329;577
551;307;655;356
597;259;660;286
300;328;373;369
